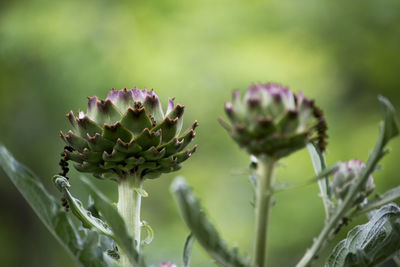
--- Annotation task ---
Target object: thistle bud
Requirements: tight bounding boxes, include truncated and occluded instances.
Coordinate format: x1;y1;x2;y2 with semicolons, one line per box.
219;83;327;158
60;88;197;181
332;160;375;204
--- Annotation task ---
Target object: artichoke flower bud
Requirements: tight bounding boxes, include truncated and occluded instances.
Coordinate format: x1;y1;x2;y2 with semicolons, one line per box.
332;160;375;204
219;83;327;158
60;88;197;181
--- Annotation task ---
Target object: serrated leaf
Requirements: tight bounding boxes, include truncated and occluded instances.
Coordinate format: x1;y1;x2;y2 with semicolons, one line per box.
171;177;252;267
326;204;400;267
0;145;117;267
183;234;195;267
81;177;146;267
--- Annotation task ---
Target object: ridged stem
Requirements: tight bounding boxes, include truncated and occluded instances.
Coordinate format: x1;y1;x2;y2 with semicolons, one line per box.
117;174;143;267
252;157;276;267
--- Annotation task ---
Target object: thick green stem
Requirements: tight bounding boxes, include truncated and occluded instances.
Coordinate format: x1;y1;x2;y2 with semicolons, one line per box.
117;174;143;267
252;157;276;267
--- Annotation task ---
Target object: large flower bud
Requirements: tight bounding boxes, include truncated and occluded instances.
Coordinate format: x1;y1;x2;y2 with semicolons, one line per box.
219;83;327;158
332;160;375;204
60;88;197;181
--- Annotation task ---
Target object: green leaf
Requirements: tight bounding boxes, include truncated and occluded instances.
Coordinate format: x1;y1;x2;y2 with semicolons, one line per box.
273;163;339;194
0;145;118;267
183;234;195;267
326;204;400;267
378;96;399;145
351;185;400;217
307;143;333;218
140;221;154;246
53;175;113;238
81;177;146;267
171;177;252;267
344;97;399;208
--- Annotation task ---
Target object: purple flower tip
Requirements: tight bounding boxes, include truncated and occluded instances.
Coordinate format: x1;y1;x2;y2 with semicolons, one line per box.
160;262;177;267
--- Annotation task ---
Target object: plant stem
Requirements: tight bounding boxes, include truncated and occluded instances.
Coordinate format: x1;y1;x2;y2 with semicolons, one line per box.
252;157;276;267
297;135;386;267
117;174;143;267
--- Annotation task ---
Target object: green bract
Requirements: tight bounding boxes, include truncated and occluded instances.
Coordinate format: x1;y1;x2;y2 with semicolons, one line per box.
219;83;327;158
60;88;197;181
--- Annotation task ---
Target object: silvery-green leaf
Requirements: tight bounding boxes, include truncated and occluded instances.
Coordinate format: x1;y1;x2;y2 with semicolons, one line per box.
171;177;252;267
52;175;113;238
81;177;146;267
183;234;195;267
378;96;399;146
326;204;400;267
351;185;400;217
0;145;117;267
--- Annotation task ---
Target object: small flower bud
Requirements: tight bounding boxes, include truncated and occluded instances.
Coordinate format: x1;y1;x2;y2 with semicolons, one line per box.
332;160;375;204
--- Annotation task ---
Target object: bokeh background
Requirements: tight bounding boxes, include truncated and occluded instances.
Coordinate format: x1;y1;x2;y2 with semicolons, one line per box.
1;0;400;266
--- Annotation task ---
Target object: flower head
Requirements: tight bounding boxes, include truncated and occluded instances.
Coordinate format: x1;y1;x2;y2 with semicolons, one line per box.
332;160;375;204
60;88;197;181
219;83;327;158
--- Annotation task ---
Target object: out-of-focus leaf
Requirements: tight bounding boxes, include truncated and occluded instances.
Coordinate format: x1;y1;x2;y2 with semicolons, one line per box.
140;220;154;246
378;96;399;145
183;234;195;267
53;175;113;238
171;177;252;267
298;98;399;267
307;142;333;218
0;145;119;267
352;185;400;217
345;97;399;207
81;177;146;267
274;163;339;194
326;204;400;267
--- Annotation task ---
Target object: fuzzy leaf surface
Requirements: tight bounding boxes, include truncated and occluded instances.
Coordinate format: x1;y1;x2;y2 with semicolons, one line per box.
326;204;400;267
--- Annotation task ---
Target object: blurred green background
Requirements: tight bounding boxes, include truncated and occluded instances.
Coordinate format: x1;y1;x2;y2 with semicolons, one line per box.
1;0;400;266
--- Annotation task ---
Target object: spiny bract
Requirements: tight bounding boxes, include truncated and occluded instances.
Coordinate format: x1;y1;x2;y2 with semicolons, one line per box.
219;83;327;158
60;88;197;181
332;160;375;204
